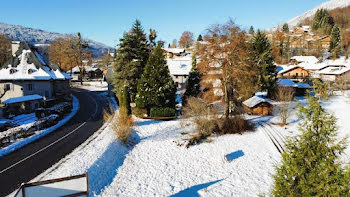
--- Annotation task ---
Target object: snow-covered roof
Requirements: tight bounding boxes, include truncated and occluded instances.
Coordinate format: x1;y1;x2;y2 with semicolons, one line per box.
290;56;319;64
243;96;271;108
3;94;43;104
299;62;328;71
317;66;350;75
0;42;71;81
167;56;192;76
277;65;299;74
162;48;185;54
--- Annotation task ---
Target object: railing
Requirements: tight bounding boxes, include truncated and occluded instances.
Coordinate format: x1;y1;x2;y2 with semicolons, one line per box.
14;173;89;197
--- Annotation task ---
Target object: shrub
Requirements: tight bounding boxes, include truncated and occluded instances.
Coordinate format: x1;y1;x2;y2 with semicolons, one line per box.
218;115;254;135
132;107;147;117
111;107;132;143
150;107;176;117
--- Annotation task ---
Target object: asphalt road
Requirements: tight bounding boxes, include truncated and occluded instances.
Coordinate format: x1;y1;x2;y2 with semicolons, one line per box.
0;88;109;196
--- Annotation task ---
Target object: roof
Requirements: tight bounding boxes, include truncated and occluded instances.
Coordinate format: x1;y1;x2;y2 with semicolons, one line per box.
3;94;43;104
0;42;71;81
278;79;311;89
278;65;301;74
166;56;192;76
290;56;319;64
278;78;297;87
162;48;185;54
317;66;350;75
243;96;271;108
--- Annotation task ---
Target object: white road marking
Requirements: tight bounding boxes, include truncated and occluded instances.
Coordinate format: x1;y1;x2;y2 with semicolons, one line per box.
0;92;99;174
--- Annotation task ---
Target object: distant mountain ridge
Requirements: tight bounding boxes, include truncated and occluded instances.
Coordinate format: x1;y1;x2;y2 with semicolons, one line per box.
0;22;113;57
272;0;350;31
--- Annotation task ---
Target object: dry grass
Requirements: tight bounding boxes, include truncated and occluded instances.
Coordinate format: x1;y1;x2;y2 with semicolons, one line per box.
103;104;115;123
111;107;133;143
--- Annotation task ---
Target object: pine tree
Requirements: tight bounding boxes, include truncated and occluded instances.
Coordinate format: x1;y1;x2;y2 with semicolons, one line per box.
249;26;255;35
282;23;289;33
272;96;350;196
114;20;150;101
312;9;334;34
135;44;176;114
330;25;341;57
248;30;276;96
182;54;201;105
197;34;203;41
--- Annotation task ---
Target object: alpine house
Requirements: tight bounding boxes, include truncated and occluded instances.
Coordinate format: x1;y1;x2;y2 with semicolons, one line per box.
0;41;71;116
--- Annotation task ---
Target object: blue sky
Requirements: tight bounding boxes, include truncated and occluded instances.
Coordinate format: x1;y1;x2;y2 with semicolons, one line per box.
0;0;328;47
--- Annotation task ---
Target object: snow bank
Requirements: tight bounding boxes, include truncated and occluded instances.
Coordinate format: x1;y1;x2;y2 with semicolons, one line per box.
0;96;79;158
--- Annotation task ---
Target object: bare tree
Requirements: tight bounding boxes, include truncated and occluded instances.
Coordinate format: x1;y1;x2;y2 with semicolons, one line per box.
49;33;92;84
276;87;295;125
196;19;258;119
179;31;194;48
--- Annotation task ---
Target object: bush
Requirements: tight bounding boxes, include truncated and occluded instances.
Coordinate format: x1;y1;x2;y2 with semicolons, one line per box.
150;107;176;117
111;107;132;143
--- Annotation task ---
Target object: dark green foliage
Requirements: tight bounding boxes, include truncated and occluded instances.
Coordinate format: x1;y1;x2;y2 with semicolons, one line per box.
150;107;176;117
272;96;350;196
330;25;341;56
114;20;150;101
249;26;255;35
120;85;131;115
248;30;276;97
282;23;289;33
312;9;334;34
183;55;201;105
135;44;176;113
197;34;203;41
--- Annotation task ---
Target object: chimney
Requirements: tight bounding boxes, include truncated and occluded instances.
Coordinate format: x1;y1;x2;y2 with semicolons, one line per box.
11;41;21;55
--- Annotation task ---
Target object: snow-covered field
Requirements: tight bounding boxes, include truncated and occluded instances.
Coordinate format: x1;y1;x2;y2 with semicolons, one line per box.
31;95;350;197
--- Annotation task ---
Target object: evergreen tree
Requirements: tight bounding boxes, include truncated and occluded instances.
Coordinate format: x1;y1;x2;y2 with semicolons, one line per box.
272;96;350;196
248;30;276;96
312;9;334;34
168;43;171;48
330;25;341;56
135;44;176;114
183;54;201;105
249;26;255;35
197;34;203;41
282;23;289;33
114;20;150;101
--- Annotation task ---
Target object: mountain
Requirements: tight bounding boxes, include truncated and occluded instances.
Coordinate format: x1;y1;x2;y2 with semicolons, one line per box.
273;0;350;30
0;22;113;57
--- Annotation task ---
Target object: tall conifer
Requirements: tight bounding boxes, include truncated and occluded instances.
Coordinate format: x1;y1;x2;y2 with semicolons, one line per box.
135;44;176;114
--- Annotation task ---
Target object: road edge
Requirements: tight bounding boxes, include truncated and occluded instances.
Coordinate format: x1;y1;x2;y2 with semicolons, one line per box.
0;96;80;158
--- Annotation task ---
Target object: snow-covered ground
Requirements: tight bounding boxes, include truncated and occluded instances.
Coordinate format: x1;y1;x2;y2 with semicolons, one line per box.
72;81;108;91
0;96;79;157
30;95;350;197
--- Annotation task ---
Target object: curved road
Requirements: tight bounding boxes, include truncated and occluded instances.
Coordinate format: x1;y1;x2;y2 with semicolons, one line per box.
0;88;109;196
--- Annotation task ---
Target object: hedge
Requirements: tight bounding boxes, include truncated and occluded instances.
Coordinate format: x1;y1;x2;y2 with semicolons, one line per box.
150;107;176;117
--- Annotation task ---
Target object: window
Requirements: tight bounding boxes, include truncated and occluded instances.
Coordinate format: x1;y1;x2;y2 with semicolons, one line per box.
175;82;179;88
4;84;11;91
45;91;49;98
27;84;34;91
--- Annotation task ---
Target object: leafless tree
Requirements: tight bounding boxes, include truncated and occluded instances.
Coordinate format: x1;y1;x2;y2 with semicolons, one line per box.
276;87;295;125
